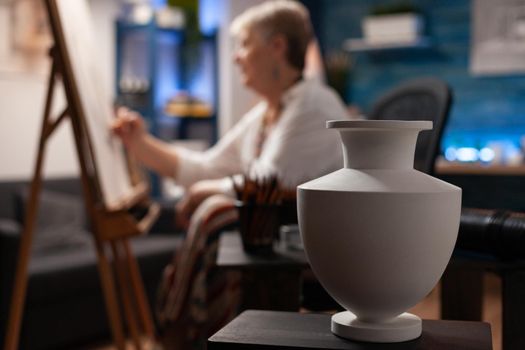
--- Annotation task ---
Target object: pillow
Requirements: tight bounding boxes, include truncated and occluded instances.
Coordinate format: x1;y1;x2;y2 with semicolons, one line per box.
13;188;92;255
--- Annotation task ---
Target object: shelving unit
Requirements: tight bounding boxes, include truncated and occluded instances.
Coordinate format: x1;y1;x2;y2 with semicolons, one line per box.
115;19;218;196
115;19;217;141
343;36;431;53
116;21;179;120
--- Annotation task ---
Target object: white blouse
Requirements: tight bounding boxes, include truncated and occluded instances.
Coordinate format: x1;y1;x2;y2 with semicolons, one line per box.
174;78;347;192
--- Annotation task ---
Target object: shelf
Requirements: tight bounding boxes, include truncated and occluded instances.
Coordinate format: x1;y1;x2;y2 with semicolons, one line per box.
116;19;218;143
435;159;525;176
116;20;217;39
116;19;184;34
343;37;431;53
162;113;214;120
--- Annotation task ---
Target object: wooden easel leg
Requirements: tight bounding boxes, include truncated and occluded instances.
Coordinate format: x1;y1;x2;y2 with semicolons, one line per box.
93;241;127;350
4;62;57;350
107;239;158;349
124;241;156;339
112;241;143;350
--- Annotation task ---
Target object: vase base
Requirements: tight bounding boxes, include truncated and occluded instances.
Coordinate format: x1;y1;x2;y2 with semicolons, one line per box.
331;311;421;343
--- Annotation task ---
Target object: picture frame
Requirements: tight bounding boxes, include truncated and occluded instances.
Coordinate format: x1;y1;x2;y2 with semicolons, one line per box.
471;0;525;76
0;0;51;74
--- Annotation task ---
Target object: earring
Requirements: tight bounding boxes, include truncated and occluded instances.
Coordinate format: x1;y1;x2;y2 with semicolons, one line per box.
272;65;280;81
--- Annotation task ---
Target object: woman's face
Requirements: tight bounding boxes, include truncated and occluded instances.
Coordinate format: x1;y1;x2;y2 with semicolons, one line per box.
233;28;276;93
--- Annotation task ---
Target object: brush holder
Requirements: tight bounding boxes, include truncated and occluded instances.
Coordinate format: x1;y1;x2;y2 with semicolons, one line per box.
235;201;281;255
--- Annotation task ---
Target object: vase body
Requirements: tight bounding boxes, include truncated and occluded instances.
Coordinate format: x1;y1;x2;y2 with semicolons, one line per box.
297;120;461;342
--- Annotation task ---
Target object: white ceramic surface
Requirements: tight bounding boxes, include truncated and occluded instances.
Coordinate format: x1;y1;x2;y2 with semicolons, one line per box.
297;120;461;342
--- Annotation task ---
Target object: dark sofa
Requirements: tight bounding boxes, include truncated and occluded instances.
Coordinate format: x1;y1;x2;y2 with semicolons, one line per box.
0;177;183;350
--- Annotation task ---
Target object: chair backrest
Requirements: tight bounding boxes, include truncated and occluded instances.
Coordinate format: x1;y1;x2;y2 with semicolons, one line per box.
368;77;453;175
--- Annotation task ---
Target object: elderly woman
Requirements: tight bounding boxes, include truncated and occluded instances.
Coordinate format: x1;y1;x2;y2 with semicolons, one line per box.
112;0;347;227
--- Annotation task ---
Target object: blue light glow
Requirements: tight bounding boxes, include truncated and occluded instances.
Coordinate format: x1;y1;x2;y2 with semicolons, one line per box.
199;0;223;35
440;129;525;164
444;147;457;161
479;147;495;162
455;147;479;162
151;0;167;9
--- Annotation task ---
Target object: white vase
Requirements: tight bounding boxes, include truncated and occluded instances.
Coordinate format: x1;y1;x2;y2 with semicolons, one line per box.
362;14;423;44
297;120;461;343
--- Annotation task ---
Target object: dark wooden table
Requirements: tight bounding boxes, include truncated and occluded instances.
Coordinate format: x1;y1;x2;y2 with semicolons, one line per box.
216;231;309;311
208;310;493;350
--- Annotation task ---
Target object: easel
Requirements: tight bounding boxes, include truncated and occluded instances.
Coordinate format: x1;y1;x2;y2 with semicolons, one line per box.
4;1;160;349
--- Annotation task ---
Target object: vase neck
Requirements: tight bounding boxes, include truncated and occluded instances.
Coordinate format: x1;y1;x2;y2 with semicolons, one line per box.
338;128;422;170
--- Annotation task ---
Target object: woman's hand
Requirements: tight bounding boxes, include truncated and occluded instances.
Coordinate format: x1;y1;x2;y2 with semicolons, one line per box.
111;107;181;178
111;107;147;149
175;179;228;230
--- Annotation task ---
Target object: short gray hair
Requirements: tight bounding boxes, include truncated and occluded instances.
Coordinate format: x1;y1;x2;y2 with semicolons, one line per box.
230;0;313;71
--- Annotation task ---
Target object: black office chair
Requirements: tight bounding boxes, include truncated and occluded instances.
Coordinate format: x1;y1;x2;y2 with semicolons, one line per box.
368;77;453;175
368;79;525;350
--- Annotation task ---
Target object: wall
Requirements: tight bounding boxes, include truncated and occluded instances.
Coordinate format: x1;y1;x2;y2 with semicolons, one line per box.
0;0;119;181
316;0;525;155
217;0;262;136
0;0;263;181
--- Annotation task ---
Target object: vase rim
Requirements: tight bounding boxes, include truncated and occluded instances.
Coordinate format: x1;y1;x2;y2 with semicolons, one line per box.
327;120;433;130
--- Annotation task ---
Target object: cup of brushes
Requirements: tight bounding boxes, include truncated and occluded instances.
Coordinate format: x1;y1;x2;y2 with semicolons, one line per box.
234;176;284;255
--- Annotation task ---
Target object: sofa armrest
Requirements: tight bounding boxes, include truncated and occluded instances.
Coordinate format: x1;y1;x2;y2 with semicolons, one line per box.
0;218;21;340
454;207;525;261
0;218;21;260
